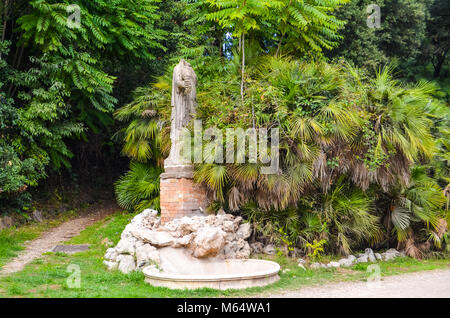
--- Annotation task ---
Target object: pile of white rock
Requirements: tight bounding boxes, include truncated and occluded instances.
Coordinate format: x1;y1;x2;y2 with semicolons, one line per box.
307;248;405;269
103;209;252;273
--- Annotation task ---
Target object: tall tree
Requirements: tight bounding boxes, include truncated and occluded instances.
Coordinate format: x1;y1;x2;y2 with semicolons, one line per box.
272;0;349;57
327;0;429;76
190;0;348;105
0;0;168;211
204;0;272;104
423;0;450;78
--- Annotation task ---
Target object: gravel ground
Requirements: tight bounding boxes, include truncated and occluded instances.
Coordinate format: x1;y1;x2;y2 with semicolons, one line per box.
270;268;450;298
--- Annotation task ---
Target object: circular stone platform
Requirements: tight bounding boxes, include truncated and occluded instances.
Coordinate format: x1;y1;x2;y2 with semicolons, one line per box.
143;259;280;290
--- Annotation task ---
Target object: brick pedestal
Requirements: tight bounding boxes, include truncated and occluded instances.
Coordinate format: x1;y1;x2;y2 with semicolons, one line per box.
160;166;209;223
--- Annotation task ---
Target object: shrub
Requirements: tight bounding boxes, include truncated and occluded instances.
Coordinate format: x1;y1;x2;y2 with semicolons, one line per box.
116;55;449;256
114;162;162;212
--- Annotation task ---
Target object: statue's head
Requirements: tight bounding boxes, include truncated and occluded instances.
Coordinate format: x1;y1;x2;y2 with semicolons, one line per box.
180;59;190;67
178;59;196;94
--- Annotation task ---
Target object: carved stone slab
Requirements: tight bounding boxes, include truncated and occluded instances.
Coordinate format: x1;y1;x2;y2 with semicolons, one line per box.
160;165;194;179
52;244;90;254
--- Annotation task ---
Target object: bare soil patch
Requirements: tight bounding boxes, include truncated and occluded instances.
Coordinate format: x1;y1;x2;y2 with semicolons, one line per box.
0;202;118;276
269;269;450;298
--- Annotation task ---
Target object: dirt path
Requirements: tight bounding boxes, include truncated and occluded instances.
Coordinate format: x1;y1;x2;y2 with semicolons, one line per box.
0;203;117;276
269;268;450;298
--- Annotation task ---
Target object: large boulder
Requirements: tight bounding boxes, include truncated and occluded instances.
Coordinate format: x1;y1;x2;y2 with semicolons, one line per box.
131;228;174;247
115;237;136;255
104;209;254;273
135;244;160;268
0;215;14;230
120;223;138;240
236;223;252;240
235;242;251;259
172;233;194;248
103;260;118;271
382;249;400;261
338;257;354;267
386;248;400;256
221;220;236;233
104;248;118;261
356;255;369;263
222;239;251;259
176;217;202;236
328;261;340;268
310;262;321;269
117;255;136;274
365;248;376;262
250;242;264;254
263;244;276;255
193;227;226;258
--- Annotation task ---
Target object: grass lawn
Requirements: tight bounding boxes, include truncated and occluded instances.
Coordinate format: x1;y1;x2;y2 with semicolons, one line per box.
0;211;448;298
0;210;80;269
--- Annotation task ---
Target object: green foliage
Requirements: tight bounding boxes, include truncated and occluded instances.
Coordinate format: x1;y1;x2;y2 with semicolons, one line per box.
187;0;349;104
241;205;302;246
422;0;450;78
122;53;447;256
114;162;162;213
114;83;170;165
328;0;428;69
199;0;349;55
315;179;382;254
113;81;171;213
192;57;440;204
2;211;448;297
0;42;46;213
1;0;169;214
378;165;448;253
18;0;166;58
327;0;388;70
2;0;448;260
240;178;380;255
328;0;449;83
277;227;296;256
271;0;349;56
14;0;167;137
306;239;327;261
204;0;271;37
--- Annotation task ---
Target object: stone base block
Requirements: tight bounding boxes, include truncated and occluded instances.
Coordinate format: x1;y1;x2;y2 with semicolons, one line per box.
160;176;209;223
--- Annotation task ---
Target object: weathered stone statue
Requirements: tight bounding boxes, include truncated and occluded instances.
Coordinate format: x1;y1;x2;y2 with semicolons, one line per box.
160;59;208;222
164;59;197;169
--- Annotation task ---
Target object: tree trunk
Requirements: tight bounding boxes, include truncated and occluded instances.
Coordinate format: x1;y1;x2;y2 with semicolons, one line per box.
275;0;291;57
276;32;285;57
433;52;446;78
0;0;9;59
241;33;245;106
238;34;241;52
1;0;8;42
251;95;255;129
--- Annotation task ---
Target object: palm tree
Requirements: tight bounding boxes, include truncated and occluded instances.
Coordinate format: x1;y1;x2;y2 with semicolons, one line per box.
377;166;446;257
115;56;448;257
113;80;171;212
347;66;437;192
115;162;162;212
